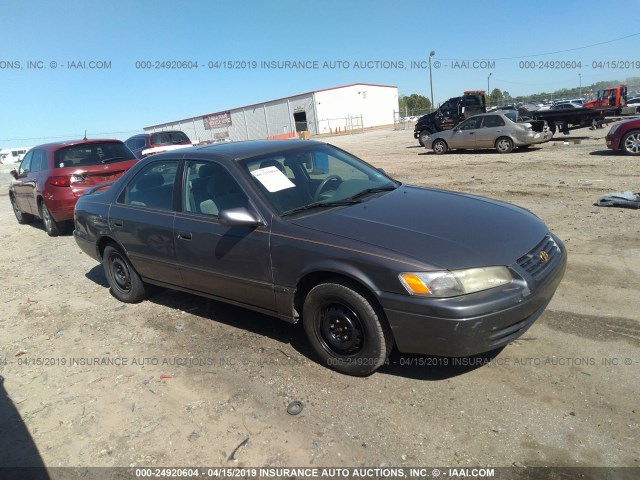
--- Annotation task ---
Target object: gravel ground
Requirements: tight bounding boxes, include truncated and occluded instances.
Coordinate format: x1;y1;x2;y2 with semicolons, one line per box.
0;126;638;472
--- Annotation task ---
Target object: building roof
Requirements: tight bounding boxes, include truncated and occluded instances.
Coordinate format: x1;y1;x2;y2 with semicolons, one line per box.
144;82;398;130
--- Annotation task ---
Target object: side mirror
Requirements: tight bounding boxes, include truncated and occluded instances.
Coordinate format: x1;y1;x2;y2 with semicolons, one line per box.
377;168;387;175
218;207;265;227
10;169;18;179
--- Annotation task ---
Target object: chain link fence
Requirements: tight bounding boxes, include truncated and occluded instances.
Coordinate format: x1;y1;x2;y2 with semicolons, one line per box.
393;109;432;130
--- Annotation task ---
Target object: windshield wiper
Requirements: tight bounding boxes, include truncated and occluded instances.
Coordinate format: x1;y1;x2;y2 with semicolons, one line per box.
282;199;361;217
101;156;126;163
346;185;397;201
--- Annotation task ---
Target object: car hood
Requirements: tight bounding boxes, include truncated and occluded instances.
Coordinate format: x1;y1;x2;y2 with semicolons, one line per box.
290;186;549;270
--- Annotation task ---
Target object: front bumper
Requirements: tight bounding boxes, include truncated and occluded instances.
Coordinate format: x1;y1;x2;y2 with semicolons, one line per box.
379;239;567;357
605;135;620;150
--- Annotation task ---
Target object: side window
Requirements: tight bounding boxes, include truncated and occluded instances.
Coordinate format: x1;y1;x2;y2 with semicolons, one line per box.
482;115;505;128
183;161;248;216
119;160;179;210
459;117;482;130
18;151;34;175
125;140;135;150
30;150;49;172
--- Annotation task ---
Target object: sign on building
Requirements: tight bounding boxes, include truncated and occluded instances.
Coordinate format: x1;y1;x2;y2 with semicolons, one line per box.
204;112;232;130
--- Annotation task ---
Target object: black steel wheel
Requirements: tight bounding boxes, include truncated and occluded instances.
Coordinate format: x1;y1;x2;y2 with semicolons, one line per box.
10;194;34;224
432;139;448;154
102;244;148;303
495;136;514;154
302;279;393;376
621;130;640;156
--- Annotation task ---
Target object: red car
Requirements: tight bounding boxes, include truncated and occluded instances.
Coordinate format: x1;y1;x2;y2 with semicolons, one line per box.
605;118;640;156
9;139;138;236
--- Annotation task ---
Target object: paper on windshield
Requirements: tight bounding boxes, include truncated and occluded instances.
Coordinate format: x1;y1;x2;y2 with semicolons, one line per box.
251;166;296;192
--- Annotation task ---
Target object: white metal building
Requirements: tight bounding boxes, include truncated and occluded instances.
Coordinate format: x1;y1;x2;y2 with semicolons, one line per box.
143;83;398;142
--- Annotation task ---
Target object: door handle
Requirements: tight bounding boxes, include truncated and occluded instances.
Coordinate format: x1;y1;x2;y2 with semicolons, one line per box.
177;232;192;241
111;220;124;228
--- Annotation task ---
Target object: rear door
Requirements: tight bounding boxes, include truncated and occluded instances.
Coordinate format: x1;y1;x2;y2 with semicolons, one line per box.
109;159;181;285
475;114;506;148
173;159;275;311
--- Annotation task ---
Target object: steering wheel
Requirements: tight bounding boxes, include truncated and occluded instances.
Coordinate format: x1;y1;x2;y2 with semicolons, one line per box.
313;175;343;201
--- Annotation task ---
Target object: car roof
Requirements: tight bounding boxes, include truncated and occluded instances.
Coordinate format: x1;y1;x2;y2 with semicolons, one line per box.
127;130;187;140
30;139;125;152
145;139;327;163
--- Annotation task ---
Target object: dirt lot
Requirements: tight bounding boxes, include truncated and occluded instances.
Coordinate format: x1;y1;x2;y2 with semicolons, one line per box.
0;126;638;472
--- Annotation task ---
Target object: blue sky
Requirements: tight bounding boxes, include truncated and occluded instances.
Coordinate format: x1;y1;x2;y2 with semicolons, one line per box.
1;0;639;145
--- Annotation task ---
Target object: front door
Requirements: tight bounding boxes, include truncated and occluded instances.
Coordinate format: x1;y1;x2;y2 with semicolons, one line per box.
173;160;275;311
12;151;36;214
448;116;482;149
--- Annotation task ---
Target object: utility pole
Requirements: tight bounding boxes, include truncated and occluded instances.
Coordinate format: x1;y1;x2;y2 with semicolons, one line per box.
429;51;436;112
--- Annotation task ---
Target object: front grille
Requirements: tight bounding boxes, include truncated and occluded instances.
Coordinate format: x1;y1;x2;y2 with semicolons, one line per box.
517;234;561;280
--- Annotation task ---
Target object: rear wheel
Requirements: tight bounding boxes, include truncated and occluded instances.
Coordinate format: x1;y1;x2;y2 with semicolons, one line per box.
41;202;62;237
302;280;393;376
432;139;448;154
495;136;514;154
10;194;34;224
102;244;149;303
621;130;640;156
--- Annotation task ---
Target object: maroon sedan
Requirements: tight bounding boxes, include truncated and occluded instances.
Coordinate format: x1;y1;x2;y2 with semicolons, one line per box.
9;139;138;236
605;117;640;155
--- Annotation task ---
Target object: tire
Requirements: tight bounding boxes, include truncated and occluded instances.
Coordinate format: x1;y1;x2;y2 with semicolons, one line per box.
495;137;514;154
418;131;431;147
621;130;640;156
10;194;34;224
102;244;149;303
302;280;393;376
41;202;61;237
432;139;448;154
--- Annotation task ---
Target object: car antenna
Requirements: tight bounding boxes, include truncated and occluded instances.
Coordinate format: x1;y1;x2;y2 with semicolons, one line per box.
83;130;87;141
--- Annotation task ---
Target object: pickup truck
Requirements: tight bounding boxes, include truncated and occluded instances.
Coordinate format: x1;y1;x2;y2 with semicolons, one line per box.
414;91;486;146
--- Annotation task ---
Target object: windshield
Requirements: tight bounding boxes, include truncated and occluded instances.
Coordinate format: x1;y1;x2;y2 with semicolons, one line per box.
150;131;191;146
54;142;134;168
240;144;398;215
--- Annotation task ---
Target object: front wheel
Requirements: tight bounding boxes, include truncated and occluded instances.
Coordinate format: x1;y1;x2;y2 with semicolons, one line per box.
418;131;431;147
621;130;640;156
102;244;149;303
302;280;393;376
10;194;34;224
495;137;514;154
432;139;448;154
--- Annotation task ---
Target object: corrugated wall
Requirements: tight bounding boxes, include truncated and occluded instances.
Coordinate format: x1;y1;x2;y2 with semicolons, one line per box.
144;92;319;140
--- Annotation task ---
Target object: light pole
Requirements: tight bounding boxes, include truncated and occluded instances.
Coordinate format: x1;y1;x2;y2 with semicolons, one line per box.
429;50;435;112
579;73;582;99
487;72;492;104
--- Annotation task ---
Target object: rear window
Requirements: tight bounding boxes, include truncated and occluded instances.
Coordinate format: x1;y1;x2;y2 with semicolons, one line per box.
54;142;133;168
150;131;190;146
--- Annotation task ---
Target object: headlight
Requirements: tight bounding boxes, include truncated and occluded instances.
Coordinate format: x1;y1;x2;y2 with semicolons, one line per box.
399;267;513;298
608;123;620;136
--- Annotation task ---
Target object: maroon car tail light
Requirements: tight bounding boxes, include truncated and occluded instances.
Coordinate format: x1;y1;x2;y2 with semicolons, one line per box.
49;176;72;187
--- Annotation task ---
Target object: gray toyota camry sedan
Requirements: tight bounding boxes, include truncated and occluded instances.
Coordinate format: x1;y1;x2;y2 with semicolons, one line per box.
74;140;566;376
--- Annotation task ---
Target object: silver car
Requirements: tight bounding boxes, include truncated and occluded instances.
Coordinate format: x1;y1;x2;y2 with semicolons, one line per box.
427;112;552;154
